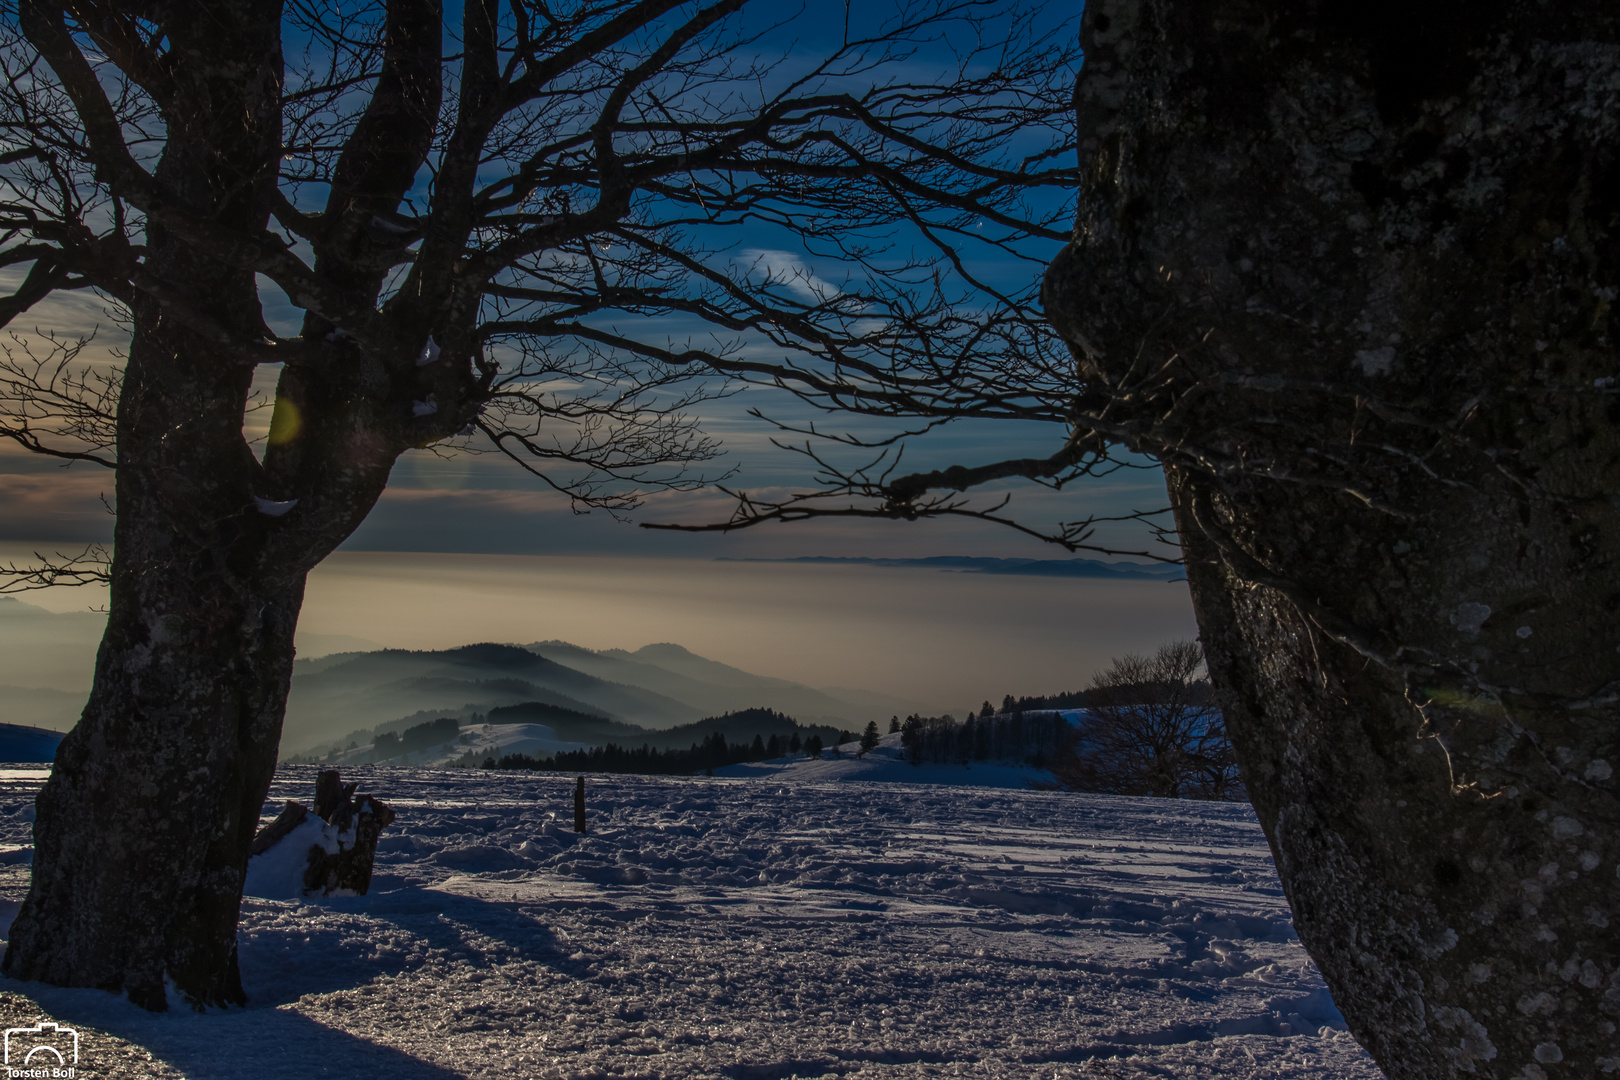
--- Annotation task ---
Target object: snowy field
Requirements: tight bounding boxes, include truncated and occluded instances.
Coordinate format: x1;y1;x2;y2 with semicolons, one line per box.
0;765;1384;1079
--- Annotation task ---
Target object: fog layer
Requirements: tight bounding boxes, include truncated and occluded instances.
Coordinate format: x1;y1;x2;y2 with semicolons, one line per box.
0;551;1198;727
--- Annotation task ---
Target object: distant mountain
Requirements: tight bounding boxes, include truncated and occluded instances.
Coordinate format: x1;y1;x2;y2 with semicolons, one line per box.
315;716;599;769
283;642;701;752
487;704;822;754
296;674;609;738
299;707;856;770
605;642;805;689
0;596;105;694
297;632;385;658
714;555;1183;579
283;640;921;759
0;597;382;732
0;593;931;758
526;641;916;726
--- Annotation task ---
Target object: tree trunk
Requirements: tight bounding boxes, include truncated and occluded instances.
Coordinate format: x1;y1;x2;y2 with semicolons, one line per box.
3;309;311;1008
1043;2;1620;1077
3;1;365;1010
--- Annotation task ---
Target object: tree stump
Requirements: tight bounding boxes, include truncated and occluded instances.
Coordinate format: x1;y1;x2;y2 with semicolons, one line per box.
249;801;308;856
248;770;394;896
313;770;357;821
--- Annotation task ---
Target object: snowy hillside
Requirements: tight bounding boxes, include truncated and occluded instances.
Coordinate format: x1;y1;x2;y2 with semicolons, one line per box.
0;723;64;763
326;721;592;768
0;765;1382;1078
326;710;871;770
716;731;1060;788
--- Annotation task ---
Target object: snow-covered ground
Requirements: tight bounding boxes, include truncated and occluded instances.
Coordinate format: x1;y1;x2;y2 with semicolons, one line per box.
0;765;1385;1079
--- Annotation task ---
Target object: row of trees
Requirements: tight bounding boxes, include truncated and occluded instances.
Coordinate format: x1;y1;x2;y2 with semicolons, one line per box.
897;709;1068;768
894;642;1241;801
372;716;461;759
485;727;844;775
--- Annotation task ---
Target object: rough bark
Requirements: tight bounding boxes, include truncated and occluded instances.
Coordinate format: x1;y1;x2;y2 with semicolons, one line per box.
1043;3;1620;1077
4;453;309;1009
5;322;397;1010
3;1;398;1010
4;0;289;1010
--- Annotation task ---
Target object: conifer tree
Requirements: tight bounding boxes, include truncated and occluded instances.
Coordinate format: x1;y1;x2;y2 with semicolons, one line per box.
900;716;925;765
860;721;881;756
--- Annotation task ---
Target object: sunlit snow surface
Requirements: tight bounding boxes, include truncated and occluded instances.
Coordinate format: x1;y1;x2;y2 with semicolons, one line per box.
0;766;1385;1079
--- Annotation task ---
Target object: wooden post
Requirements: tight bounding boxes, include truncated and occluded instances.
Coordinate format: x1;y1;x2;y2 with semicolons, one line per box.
573;775;586;834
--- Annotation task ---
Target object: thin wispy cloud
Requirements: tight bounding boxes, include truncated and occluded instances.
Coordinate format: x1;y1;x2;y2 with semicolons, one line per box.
735;248;847;306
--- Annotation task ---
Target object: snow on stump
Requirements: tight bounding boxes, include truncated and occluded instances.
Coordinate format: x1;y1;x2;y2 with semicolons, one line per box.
245;770;395;899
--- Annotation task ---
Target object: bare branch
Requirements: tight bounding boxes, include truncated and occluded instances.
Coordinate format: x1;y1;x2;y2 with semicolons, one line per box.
0;329;118;467
3;0;1086;518
644;440;1178;561
0;542;110;593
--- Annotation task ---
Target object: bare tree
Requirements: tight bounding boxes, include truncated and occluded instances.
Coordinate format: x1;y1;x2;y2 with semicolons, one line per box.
1054;641;1240;801
0;0;1077;1009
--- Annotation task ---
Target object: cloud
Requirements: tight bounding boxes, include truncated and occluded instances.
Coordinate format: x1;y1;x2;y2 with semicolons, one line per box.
0;269;128;360
735;248;845;305
296;549;1198;710
0;471;115;542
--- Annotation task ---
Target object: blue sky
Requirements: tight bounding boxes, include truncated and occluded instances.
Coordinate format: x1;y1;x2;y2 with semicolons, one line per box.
0;0;1177;564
